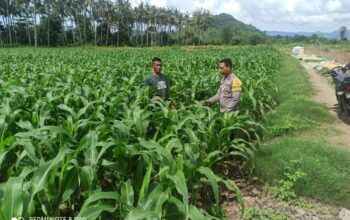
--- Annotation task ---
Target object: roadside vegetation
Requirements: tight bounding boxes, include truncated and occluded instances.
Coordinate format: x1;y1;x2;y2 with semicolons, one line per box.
250;55;350;208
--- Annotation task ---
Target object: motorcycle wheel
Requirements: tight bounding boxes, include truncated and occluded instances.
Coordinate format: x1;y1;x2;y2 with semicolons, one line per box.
342;99;350;117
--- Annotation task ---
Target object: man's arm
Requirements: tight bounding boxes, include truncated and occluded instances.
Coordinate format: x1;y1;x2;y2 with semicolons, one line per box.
205;87;221;105
164;75;176;109
144;76;150;86
165;74;172;99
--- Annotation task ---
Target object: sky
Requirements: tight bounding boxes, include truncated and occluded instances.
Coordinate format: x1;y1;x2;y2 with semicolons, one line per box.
130;0;350;33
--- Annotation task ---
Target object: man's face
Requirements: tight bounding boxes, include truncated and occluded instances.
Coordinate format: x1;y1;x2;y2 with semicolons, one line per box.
219;62;230;76
152;61;163;74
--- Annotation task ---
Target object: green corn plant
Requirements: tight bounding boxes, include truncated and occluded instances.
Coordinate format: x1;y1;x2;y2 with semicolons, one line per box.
0;46;282;219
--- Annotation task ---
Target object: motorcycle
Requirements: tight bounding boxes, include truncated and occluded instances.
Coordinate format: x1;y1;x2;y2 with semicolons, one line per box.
329;63;350;116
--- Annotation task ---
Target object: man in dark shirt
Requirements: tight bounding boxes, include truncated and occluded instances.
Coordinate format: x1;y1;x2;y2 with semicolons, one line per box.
144;57;171;100
144;57;175;108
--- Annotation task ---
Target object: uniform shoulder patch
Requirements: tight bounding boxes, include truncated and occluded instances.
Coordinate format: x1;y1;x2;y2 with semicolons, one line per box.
232;78;242;92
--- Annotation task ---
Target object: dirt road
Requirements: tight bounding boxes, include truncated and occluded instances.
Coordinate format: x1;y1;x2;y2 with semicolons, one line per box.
301;61;350;149
223;61;349;220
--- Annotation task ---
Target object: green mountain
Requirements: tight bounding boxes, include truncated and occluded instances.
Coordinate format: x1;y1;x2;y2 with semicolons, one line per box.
211;13;263;33
205;13;266;44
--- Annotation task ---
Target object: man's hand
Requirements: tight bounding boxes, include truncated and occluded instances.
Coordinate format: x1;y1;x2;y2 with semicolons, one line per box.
153;95;163;101
168;98;176;109
203;100;210;106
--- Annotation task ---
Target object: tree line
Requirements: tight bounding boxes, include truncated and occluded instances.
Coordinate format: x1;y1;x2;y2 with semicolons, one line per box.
0;0;216;47
1;0;348;47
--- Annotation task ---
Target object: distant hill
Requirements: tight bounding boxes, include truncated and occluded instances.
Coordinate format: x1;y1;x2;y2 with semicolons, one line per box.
210;13;264;34
266;30;350;39
205;13;265;44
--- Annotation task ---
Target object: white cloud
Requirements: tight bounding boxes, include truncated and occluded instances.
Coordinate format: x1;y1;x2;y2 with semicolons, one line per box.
325;0;342;12
286;0;296;12
129;0;142;7
149;0;167;7
212;0;253;24
193;0;216;9
129;0;350;32
185;0;254;24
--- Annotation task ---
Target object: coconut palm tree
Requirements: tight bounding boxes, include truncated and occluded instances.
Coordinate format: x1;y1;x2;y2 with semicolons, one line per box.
33;0;38;47
133;2;148;46
192;8;213;45
52;0;69;45
4;0;12;44
42;0;53;46
16;0;33;45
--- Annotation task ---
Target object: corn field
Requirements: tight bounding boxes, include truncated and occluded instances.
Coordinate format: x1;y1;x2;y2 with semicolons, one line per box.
0;46;281;219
